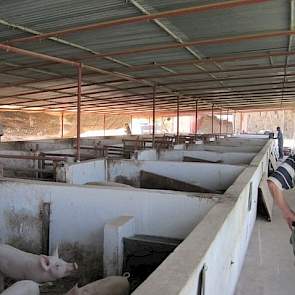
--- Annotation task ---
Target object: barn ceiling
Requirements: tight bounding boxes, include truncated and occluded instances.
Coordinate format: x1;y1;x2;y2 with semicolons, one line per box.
0;0;294;113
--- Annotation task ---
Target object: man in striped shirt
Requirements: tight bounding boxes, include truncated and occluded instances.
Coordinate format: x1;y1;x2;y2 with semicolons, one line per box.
268;155;295;229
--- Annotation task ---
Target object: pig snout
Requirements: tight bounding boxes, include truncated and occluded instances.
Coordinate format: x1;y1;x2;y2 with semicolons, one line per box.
68;262;78;272
64;262;78;276
40;255;78;280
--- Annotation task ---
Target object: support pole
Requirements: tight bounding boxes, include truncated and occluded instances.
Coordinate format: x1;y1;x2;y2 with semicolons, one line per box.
240;112;243;133
76;65;82;162
219;108;222;135
103;114;106;136
61;111;64;139
233;110;236;134
177;96;180;143
211;104;214;134
41;202;51;256
195;100;198;140
226;109;229;134
152;83;156;148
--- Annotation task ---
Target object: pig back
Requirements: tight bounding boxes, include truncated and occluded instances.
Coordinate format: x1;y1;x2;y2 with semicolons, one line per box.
1;280;39;295
0;244;39;279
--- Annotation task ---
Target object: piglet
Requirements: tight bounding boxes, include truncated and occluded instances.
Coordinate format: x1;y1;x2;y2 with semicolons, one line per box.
1;280;39;295
0;244;78;291
65;274;130;295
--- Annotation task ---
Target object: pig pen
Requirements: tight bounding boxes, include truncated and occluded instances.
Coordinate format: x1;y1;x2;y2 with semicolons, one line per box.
0;179;217;294
134;149;256;165
56;158;245;194
0;138;275;294
133;139;274;295
0;135;150;181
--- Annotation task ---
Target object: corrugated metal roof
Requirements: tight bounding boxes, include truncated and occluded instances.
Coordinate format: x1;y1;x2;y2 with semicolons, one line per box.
0;0;293;112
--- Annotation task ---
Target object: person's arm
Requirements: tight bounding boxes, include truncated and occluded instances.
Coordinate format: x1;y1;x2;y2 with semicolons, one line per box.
267;179;295;229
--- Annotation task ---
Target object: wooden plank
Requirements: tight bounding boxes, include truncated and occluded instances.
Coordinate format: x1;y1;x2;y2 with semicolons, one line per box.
140;170;220;194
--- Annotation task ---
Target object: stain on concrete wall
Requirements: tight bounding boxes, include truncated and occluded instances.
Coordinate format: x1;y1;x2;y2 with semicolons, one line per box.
4;208;42;254
60;241;101;284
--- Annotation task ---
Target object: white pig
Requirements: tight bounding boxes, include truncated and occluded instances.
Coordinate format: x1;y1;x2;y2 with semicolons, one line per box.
0;244;78;291
65;275;130;295
1;280;39;295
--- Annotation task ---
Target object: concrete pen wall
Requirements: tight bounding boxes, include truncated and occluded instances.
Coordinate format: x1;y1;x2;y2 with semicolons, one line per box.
107;159;245;192
135;149;255;165
0;179;216;279
133;139;272;295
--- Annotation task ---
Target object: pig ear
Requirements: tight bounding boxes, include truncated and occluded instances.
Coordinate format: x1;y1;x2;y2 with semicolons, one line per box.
40;255;51;271
51;244;59;257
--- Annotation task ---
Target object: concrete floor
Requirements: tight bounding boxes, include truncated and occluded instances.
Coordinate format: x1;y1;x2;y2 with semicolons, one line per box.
236;190;295;295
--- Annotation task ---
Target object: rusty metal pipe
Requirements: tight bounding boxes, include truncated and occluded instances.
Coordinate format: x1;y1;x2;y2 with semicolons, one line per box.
211;105;214;134
177;96;180;143
0;43;79;66
11;79;295;110
220;109;222;135
195;100;198;139
226;110;229;134
84;30;295;59
0;154;67;161
121;50;295;72
152;84;156;148
105;68;287;85
76;65;82;162
6;0;270;44
0;71;293;104
3;50;295;78
61;112;64;138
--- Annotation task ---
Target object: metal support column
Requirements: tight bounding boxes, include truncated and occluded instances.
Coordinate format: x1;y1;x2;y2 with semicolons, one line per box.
76;65;82;162
195;100;198;140
152;83;156;148
177;96;180;143
226;109;229;135
211;104;214;134
103;114;106;136
219;109;222;135
233;110;236;134
61;111;64;138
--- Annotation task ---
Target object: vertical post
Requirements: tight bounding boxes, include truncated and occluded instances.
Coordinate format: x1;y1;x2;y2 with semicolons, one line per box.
211;104;214;134
152;83;156;148
177;96;180;143
226;109;229;135
233;110;236;134
219;109;222;135
103;114;106;136
240;112;243;133
41;202;51;256
61;111;64;139
195;100;198;140
76;65;82;162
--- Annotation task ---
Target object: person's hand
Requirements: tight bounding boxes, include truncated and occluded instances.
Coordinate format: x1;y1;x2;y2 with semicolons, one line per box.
283;209;295;230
